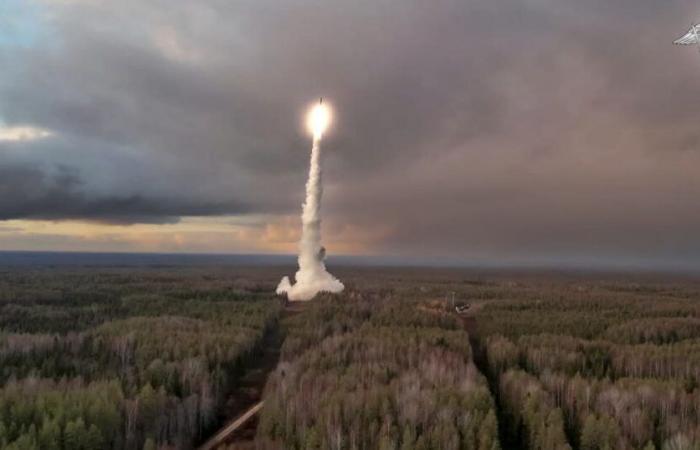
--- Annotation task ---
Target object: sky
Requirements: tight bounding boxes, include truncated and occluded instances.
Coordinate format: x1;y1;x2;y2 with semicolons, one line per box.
1;0;700;268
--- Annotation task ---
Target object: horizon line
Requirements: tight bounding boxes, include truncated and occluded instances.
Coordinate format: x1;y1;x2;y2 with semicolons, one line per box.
0;249;699;275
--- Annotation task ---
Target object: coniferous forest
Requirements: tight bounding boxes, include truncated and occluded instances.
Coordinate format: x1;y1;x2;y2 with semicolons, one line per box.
477;280;700;449
254;270;700;450
257;295;500;450
0;268;280;450
1;267;700;450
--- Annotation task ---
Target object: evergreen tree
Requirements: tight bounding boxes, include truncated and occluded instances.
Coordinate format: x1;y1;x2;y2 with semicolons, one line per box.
143;438;157;450
479;410;500;450
84;424;103;450
64;418;88;450
38;419;61;450
303;426;321;450
400;425;416;450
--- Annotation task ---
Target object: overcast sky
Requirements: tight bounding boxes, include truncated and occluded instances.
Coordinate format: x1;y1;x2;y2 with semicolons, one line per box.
1;0;700;268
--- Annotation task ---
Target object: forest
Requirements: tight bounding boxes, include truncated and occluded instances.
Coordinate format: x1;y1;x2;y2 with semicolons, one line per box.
474;276;700;450
1;266;700;450
252;269;700;450
256;293;500;450
0;268;281;450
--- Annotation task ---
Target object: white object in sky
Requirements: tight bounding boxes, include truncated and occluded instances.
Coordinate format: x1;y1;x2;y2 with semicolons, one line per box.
276;99;344;301
674;24;700;46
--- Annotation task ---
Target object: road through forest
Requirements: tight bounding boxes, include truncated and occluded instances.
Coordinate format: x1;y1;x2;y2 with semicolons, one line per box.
200;301;508;450
198;303;306;450
460;307;520;450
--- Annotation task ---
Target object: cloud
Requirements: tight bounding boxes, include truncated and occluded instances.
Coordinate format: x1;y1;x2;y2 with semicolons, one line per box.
0;0;700;265
0;163;246;223
0;125;52;141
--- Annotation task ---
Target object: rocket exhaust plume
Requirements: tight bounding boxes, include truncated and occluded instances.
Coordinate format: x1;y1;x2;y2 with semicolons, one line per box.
276;100;344;301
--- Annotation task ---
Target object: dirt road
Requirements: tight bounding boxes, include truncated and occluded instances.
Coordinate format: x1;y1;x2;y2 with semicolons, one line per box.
198;402;264;450
197;303;307;450
456;305;519;449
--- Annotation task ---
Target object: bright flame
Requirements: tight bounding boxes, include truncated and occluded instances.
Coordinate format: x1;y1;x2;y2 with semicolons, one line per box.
307;103;331;137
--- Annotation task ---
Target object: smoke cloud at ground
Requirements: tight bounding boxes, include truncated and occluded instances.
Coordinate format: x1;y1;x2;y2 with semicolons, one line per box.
277;133;343;301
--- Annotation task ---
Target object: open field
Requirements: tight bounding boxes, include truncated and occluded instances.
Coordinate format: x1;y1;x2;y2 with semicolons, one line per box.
0;265;699;449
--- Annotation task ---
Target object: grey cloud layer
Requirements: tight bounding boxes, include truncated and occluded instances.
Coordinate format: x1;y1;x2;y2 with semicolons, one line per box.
1;0;700;264
0;162;245;223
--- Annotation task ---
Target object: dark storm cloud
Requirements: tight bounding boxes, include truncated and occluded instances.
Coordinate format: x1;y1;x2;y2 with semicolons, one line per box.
0;162;244;223
1;0;700;265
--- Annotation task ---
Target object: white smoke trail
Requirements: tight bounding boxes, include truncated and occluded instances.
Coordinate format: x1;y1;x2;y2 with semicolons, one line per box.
277;130;344;301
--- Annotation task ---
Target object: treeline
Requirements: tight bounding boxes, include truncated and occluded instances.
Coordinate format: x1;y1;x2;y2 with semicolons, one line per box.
257;294;501;450
0;269;281;450
477;278;700;449
486;333;700;382
476;288;700;340
0;378;122;450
